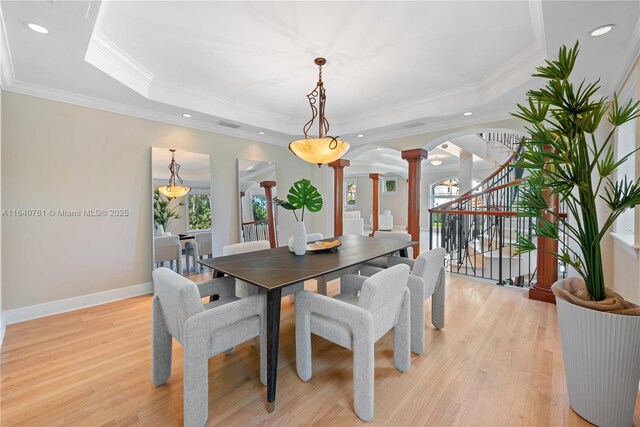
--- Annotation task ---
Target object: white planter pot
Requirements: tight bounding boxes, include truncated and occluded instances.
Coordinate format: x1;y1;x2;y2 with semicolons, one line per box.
293;222;307;256
556;290;640;426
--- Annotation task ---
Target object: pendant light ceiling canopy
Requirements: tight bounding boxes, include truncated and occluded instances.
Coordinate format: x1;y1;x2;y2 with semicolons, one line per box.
157;149;191;198
289;58;350;166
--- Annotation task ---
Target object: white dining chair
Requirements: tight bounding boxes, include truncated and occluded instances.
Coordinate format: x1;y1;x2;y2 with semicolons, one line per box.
154;235;182;275
152;268;266;427
295;264;411;421
361;247;446;355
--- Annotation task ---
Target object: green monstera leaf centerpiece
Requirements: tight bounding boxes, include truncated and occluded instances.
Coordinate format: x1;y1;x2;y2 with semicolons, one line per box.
274;178;323;222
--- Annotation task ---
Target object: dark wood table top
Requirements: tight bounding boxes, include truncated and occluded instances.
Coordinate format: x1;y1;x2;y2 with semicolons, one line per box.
198;235;416;290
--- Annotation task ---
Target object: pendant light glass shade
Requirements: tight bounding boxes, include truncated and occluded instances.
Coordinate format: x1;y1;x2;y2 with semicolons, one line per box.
158;184;191;198
158;149;191;199
289;137;350;165
289;57;349;166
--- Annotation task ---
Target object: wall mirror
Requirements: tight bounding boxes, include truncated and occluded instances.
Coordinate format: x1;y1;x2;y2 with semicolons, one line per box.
151;147;212;278
237;159;278;246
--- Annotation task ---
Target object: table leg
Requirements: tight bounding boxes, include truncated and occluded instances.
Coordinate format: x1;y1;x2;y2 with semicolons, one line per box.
266;288;282;412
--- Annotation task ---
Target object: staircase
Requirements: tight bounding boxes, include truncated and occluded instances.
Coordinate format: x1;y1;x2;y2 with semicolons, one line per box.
429;134;566;287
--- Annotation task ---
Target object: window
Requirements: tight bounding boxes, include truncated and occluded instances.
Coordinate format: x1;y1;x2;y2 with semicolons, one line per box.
187;194;212;231
381;177;397;194
251;194;268;221
430;178;460;207
345;180;357;206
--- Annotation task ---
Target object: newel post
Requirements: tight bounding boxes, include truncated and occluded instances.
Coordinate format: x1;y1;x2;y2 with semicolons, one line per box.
401;149;428;258
530;145;558;303
260;181;277;248
329;159;350;237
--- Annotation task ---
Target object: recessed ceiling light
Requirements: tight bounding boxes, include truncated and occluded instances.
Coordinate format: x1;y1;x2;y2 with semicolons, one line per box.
463;112;473;116
258;131;265;135
357;134;364;138
182;113;192;118
589;24;614;37
27;23;49;34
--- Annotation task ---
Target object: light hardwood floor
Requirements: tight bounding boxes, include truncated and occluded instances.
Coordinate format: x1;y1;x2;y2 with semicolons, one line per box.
2;274;639;426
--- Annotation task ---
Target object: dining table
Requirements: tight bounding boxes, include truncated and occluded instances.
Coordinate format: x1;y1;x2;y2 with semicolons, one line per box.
198;234;416;412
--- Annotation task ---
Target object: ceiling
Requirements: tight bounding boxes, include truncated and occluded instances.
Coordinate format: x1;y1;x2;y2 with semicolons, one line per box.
1;1;638;147
152;147;211;188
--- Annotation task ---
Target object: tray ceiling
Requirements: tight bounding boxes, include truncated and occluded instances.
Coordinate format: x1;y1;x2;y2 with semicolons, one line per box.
1;1;638;146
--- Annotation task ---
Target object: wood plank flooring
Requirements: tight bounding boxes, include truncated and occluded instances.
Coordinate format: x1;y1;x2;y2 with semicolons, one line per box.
2;274;639;426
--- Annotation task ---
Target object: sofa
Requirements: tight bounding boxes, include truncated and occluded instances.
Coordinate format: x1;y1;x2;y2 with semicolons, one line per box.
370;210;393;231
343;210;365;236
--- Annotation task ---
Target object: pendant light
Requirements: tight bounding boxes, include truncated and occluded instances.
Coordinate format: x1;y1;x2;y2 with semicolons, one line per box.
430;155;442;166
289;57;350;166
157;149;191;198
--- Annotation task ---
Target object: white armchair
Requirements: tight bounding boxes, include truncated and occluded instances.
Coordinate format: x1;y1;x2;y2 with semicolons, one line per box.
369;210;394;231
151;268;266;427
361;247;446;355
343;210;364;236
295;264;411;421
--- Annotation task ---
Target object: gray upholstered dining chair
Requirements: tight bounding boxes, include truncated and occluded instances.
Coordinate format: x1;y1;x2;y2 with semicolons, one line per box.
295;264;411;421
361;247;446;355
151;267;266;427
185;232;213;273
360;231;413;270
154;235;183;275
222;241;303;300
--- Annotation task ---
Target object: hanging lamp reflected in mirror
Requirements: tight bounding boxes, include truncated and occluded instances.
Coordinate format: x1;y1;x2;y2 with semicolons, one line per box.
289;57;350;166
157;149;191;198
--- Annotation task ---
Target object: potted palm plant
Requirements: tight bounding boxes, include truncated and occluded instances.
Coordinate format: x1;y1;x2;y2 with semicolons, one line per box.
513;42;640;426
153;188;184;232
274;179;323;255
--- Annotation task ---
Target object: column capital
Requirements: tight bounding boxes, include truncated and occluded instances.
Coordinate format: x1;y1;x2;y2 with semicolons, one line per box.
328;159;350;169
260;180;277;189
368;173;383;180
401;149;428;161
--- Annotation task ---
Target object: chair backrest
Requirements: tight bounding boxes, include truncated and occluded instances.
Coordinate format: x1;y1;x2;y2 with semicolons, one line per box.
344;211;361;220
154;235;180;263
359;264;410;334
373;231;410;241
223;240;270;256
343;217;364;236
152;267;204;343
195;232;213;256
305;233;324;242
412;247;446;296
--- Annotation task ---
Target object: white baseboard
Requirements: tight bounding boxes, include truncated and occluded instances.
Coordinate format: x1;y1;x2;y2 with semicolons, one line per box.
3;282;153;325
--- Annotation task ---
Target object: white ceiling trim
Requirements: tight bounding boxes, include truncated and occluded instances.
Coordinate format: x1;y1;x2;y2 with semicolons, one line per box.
2;78;287;147
0;7;15;88
84;32;155;98
347;108;517;148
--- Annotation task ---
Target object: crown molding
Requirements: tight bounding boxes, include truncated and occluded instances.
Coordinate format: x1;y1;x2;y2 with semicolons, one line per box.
348;108;516;148
0;5;15;89
3;78;289;147
85;32;155;98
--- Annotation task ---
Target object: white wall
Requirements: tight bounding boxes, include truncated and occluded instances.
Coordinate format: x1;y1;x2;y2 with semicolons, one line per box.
1;92;321;311
0;88;3;341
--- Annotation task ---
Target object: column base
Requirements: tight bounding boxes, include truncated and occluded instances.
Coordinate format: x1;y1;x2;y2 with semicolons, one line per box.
529;282;556;304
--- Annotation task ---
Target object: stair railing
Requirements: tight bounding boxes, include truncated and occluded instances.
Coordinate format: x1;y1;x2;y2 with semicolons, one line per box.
429;137;567;287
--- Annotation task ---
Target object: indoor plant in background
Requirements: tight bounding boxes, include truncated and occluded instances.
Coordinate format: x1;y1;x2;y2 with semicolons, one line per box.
153;188;184;233
274;179;323;255
513;42;640;426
